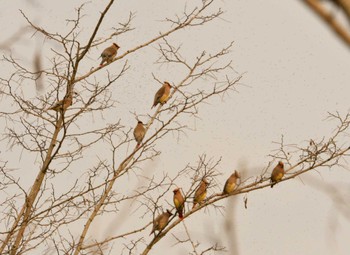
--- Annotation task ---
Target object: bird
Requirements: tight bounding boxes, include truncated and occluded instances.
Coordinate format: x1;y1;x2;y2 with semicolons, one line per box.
270;161;285;188
223;170;240;195
100;43;120;66
192;179;209;209
48;94;73;112
149;209;173;236
133;120;146;147
152;81;172;108
173;188;185;219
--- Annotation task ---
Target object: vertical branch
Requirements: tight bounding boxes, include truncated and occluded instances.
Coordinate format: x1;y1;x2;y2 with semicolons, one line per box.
6;114;65;255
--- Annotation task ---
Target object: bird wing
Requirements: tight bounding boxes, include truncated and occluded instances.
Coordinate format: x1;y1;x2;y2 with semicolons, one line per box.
155;86;165;102
174;197;183;209
194;185;207;203
101;48;115;58
151;218;160;233
223;179;230;193
48;100;64;111
224;181;236;194
271;167;283;182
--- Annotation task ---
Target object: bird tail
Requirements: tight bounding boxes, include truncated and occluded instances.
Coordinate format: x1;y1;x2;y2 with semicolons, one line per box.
149;229;154;236
179;212;184;220
151;102;158;109
192;203;196;209
47;106;59;112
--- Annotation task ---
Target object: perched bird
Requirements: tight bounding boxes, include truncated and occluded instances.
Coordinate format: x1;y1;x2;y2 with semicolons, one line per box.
48;94;73;112
133;121;146;147
270;161;285;188
192;179;209;209
100;43;120;66
223;170;240;195
149;209;173;236
152;81;172;108
173;188;185;219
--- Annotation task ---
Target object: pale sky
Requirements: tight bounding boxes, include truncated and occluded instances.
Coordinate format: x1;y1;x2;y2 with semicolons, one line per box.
1;1;350;255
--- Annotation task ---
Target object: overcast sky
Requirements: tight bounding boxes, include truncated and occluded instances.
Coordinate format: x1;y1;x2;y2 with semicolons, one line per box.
1;1;350;255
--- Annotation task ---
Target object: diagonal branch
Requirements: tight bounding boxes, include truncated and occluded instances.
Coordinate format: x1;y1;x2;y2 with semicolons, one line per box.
301;0;350;48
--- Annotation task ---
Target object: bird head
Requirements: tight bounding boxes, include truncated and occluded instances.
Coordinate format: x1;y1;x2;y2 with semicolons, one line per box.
173;188;180;194
113;43;120;49
234;170;241;178
202;178;209;185
137;120;143;124
278;161;284;168
64;91;77;100
166;209;173;216
164;81;172;88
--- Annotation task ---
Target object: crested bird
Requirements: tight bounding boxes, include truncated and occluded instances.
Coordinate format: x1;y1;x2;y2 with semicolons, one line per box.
149;209;173;236
133;120;146;147
173;188;185;219
48;94;73;112
152;81;172;108
100;43;120;66
192;179;209;209
223;170;240;195
270;161;285;188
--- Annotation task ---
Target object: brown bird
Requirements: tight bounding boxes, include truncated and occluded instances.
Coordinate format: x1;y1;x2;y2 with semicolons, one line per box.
149;209;173;236
100;43;120;66
192;179;209;209
270;161;284;188
152;81;172;108
223;170;240;195
48;94;73;112
173;188;185;219
133;121;146;147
